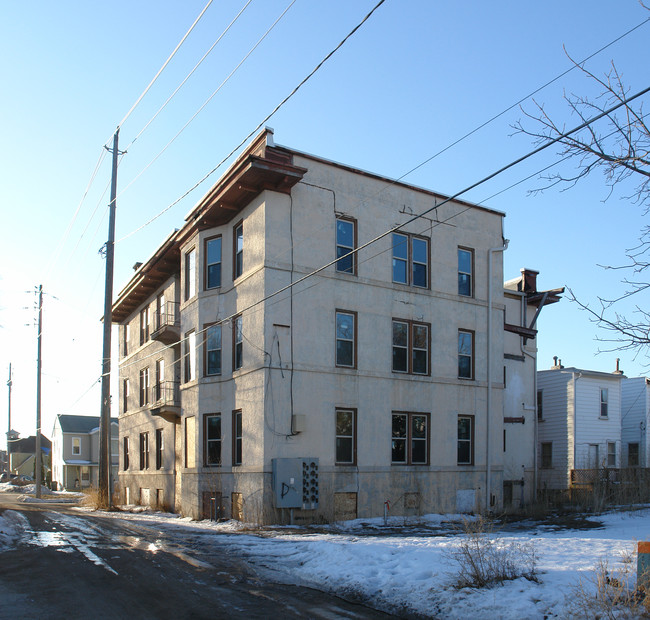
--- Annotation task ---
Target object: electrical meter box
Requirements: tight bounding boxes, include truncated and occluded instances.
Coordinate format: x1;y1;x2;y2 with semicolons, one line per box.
272;458;319;510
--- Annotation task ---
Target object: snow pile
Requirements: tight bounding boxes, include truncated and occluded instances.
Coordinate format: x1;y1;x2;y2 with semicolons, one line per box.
0;510;29;552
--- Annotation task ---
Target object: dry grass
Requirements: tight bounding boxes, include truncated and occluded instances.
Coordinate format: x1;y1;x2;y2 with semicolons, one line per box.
447;517;538;589
568;555;650;619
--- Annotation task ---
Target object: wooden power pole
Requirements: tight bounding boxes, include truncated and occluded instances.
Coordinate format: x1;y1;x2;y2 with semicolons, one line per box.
35;285;43;499
99;128;119;508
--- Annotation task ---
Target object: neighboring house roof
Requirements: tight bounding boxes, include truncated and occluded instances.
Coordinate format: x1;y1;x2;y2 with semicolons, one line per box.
57;414;118;434
539;366;626;381
8;434;52;454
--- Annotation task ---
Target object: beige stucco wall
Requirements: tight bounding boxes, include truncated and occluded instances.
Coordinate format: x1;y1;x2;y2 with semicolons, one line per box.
117;150;510;521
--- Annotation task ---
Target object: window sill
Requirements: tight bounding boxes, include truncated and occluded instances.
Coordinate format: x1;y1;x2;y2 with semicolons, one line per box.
598;416;609;421
457;462;474;466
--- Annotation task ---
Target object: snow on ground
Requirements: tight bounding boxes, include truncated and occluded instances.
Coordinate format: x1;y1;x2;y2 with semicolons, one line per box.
2;495;649;618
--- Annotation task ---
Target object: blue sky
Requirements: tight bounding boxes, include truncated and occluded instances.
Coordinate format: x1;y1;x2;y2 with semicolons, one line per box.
1;0;648;440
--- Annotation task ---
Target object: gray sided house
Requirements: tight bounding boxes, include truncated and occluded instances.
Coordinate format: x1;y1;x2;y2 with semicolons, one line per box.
113;128;548;523
537;362;624;491
622;377;650;467
51;414;118;491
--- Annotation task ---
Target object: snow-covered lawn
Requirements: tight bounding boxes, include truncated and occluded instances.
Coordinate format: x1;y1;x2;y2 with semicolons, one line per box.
2;496;649;618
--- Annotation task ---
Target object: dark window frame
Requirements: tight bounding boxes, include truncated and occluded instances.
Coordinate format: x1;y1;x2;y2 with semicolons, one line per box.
391;411;430;465
155;428;163;470
537;389;543;421
392;318;431;376
457;415;475;465
335;309;357;369
123;436;129;471
204;235;222;290
204;323;222;377
541;441;553;469
123;378;129;414
458;329;475;380
139;306;149;345
233;220;244;281
232;315;243;371
458;247;474;297
232;409;242;466
335;215;357;275
335;408;357;465
600;387;609;418
391;232;430;289
139;367;149;407
204;413;222;467
139;432;149;470
184;247;196;301
155;292;165;331
184;330;196;383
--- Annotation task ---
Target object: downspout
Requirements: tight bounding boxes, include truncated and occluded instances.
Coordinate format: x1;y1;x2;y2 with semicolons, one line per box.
487;238;508;512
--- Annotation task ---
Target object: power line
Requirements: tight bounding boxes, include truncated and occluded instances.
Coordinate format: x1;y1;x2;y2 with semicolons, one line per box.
115;0;297;206
115;84;650;376
116;10;647;250
123;0;255;152
115;0;214;133
117;0;388;242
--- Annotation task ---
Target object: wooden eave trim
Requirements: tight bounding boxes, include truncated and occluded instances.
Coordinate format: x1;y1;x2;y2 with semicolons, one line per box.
504;323;537;339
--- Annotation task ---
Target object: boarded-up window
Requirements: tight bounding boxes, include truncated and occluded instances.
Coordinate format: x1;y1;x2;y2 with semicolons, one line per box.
333;492;357;522
232;492;243;521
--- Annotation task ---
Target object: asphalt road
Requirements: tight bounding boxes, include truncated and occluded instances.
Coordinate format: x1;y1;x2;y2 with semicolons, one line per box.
0;493;398;619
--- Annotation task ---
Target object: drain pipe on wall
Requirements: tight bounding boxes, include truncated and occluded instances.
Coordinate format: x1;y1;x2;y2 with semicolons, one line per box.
486;239;509;513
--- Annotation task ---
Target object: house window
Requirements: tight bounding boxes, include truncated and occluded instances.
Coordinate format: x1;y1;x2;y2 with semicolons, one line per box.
123;437;129;471
541;442;553;469
184;330;196;382
155;358;164;401
123;324;130;356
139;306;149;345
204;235;222;290
184;247;196;301
155;292;165;331
155;428;163;470
233;316;243;371
607;442;616;467
600;388;609;418
391;233;429;288
139;432;149;470
204;414;221;466
391;412;429;465
458;248;474;297
392;319;430;375
458;330;474;379
335;310;356;368
233;221;243;280
72;437;81;456
628;443;639;467
457;415;474;465
232;410;242;466
185;416;195;468
336;216;356;274
336;408;356;465
139;367;149;407
123;379;129;413
205;324;222;376
537;390;543;421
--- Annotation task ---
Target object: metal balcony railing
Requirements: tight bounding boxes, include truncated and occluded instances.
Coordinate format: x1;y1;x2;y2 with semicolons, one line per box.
150;381;180;408
151;302;180;344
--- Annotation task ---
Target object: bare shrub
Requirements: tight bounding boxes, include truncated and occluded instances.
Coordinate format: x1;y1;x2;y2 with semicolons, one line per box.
568;555;650;619
447;517;538;589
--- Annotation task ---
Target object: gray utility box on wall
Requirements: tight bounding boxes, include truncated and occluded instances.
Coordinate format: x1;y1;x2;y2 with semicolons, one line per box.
272;457;319;510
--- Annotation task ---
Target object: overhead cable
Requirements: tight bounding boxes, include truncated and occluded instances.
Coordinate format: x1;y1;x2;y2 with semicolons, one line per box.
117;0;388;242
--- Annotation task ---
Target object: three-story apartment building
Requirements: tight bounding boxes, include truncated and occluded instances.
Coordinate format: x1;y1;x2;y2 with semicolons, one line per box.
113;128;517;522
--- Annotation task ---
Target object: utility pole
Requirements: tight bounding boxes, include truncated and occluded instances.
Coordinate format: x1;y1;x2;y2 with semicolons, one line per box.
99;128;119;508
6;363;11;448
35;285;43;499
